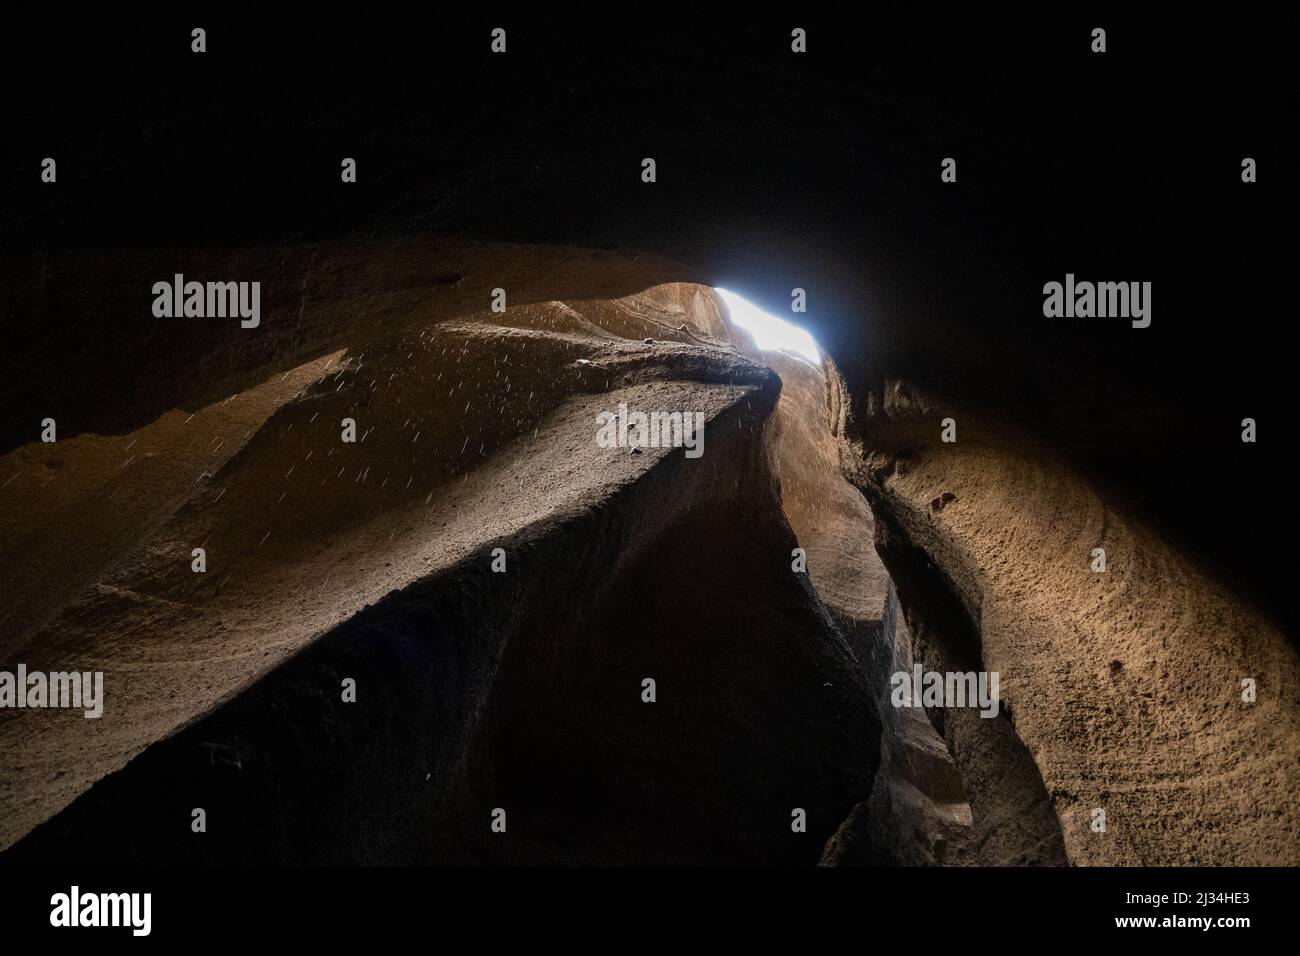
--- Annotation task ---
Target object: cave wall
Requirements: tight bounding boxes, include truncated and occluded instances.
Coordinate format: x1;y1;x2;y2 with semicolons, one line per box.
1;10;1294;866
1;285;879;863
3;10;1288;625
834;376;1299;865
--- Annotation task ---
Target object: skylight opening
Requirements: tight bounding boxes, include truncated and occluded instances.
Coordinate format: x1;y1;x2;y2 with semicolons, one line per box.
714;288;821;363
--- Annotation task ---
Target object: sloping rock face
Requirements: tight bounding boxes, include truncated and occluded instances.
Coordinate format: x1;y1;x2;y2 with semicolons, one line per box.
823;583;975;867
820;588;976;867
4;271;1295;867
755;351;973;866
836;378;1300;866
3;11;1295;871
0;240;695;458
0;283;877;864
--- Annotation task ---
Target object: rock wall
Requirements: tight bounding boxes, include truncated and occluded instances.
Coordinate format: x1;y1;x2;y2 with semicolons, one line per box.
1;284;878;863
5;275;1295;867
836;376;1299;865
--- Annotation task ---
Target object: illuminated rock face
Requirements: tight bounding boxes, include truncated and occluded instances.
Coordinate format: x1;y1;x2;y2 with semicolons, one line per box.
751;345;976;867
2;265;1296;865
0;284;880;864
2;12;1294;871
836;379;1300;866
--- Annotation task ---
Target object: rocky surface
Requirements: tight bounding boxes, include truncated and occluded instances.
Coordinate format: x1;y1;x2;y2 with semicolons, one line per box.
3;266;1296;867
836;379;1299;865
2;10;1294;870
755;350;974;866
1;283;879;864
822;583;976;867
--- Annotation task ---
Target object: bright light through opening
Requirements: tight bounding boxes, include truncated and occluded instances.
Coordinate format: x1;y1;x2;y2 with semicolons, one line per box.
714;288;820;363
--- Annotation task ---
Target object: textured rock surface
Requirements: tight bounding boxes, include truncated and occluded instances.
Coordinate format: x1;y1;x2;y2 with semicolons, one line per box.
825;583;975;867
755;350;974;866
836;379;1300;866
4;267;1297;867
2;10;1295;871
0;240;694;457
0;283;879;863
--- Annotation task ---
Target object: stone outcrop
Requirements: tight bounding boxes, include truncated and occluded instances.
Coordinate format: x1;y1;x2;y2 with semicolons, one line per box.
3;274;1296;867
1;283;878;864
835;378;1299;865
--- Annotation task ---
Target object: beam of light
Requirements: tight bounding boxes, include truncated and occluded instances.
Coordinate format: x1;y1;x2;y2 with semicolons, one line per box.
714;288;821;363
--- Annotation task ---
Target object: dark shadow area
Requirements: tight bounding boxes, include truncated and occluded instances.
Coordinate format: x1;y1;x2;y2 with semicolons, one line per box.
1;395;877;865
872;508;1069;866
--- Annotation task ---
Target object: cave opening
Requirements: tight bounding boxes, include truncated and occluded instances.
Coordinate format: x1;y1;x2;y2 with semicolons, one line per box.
713;288;821;363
